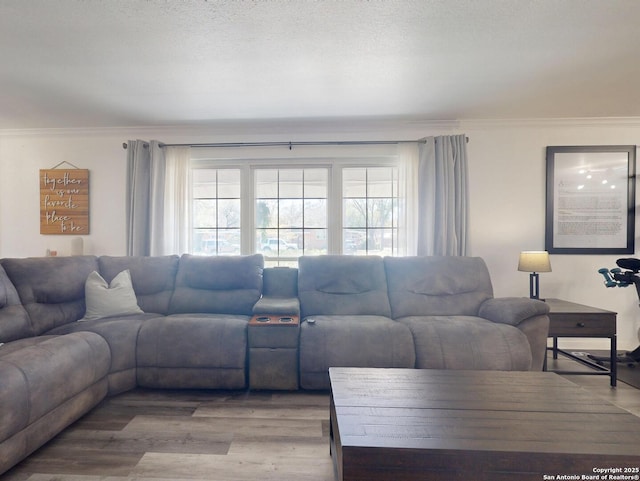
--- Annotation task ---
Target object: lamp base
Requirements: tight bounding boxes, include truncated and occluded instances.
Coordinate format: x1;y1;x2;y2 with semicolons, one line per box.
529;272;540;299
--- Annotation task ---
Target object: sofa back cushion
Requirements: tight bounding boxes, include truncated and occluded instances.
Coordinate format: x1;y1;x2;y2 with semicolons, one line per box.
98;255;179;315
0;256;99;334
169;254;263;315
384;256;494;319
0;263;33;342
298;255;392;318
263;267;298;298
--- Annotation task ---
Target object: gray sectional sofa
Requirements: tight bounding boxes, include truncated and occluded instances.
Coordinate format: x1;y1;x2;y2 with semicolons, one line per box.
0;253;549;474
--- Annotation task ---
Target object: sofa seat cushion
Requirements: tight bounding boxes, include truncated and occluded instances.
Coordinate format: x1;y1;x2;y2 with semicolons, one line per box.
398;316;532;371
0;335;59;356
0;343;34;443
0;332;110;475
47;313;159;374
0;332;110;434
136;314;249;389
299;315;415;390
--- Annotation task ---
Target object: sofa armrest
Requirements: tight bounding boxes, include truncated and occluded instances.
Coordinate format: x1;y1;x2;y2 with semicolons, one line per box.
478;297;550;326
253;296;300;316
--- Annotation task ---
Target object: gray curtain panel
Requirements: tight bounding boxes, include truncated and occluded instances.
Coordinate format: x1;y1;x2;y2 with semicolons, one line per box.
417;134;469;256
126;140;166;256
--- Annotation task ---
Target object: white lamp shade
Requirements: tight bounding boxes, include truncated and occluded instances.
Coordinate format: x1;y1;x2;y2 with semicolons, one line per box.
518;251;551;273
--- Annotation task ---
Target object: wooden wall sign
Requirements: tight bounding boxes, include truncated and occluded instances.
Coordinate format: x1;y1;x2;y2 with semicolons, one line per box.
40;169;89;235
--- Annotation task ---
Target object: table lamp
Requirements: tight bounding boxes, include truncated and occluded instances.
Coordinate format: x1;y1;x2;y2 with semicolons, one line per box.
518;251;551;300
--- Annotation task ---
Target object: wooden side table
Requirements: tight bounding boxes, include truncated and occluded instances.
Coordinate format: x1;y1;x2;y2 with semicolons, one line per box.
544;298;617;387
248;314;300;390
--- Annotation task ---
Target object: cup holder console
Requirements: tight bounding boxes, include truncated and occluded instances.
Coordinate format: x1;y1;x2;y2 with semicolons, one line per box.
250;314;299;325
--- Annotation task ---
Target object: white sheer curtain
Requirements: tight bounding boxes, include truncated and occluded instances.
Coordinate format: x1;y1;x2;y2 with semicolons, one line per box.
397;142;420;256
398;134;469;256
162;146;191;255
126;140;191;256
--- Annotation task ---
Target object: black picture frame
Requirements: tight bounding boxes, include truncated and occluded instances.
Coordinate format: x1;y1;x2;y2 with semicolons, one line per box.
545;145;636;255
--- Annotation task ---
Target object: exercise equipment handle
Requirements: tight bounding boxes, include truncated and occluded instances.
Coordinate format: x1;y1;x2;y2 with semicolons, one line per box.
598;268;617;287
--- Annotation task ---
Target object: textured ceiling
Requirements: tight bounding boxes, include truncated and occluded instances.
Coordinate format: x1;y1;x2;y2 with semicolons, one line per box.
1;0;640;130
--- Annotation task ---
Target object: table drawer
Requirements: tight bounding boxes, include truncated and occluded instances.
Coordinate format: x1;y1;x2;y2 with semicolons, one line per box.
549;316;615;337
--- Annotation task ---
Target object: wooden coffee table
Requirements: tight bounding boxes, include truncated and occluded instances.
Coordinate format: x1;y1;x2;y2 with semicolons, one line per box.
329;368;640;481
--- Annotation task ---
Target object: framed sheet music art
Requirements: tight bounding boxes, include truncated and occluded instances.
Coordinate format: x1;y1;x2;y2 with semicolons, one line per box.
545;145;636;254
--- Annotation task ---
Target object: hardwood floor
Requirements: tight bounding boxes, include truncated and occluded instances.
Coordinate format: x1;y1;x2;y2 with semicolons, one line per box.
3;389;334;481
547;353;640;418
3;355;640;481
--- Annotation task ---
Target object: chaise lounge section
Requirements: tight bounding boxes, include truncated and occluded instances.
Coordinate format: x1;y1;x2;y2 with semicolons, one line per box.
0;253;549;475
0;257;111;475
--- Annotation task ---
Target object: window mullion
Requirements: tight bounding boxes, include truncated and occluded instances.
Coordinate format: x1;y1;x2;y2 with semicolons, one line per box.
365;168;369;252
329;164;341;254
241;164;253;255
301;170;305;253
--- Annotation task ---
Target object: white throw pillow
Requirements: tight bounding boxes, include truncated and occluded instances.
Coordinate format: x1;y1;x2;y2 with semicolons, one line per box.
81;269;143;321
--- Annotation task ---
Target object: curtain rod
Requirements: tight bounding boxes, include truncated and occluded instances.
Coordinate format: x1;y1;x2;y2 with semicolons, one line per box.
122;137;468;150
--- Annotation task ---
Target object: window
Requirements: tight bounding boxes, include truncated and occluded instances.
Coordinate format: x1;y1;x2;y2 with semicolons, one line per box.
192;168;241;255
190;146;400;262
343;167;399;255
255;169;328;262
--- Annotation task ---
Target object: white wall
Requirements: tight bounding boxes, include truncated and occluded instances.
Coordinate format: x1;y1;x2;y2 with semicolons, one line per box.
0;130;128;256
464;118;640;351
1;118;639;350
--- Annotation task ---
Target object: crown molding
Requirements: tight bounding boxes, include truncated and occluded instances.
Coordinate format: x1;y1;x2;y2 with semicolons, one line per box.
3;117;640;139
0;126;144;138
0;117;461;139
459;117;640;129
